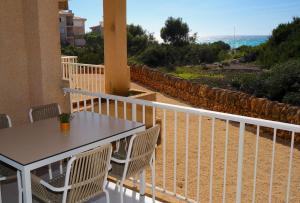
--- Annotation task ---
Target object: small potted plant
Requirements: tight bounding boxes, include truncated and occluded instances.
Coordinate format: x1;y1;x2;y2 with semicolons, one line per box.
58;113;73;131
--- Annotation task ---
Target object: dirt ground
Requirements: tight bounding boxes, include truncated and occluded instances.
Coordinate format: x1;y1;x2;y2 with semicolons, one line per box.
130;82;300;203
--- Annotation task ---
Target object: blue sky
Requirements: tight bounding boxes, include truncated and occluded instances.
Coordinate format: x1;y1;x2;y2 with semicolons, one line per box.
69;0;300;41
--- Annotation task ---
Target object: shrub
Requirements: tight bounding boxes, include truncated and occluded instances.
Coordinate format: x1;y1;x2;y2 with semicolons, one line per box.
258;17;300;67
230;73;267;97
231;59;300;106
137;45;167;67
283;92;300;106
264;59;300;101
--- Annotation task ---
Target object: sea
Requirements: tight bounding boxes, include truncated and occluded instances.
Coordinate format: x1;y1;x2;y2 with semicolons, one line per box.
198;35;270;48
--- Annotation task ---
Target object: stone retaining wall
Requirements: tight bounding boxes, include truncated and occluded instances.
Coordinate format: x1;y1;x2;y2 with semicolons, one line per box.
130;65;300;142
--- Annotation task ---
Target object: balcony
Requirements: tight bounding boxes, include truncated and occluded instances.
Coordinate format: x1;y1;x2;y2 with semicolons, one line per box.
57;57;300;202
0;57;299;203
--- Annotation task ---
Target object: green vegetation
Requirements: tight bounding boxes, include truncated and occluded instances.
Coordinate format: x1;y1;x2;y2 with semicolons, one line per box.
258;17;300;67
58;113;73;124
232;60;300;106
230;18;300;106
61;16;300;106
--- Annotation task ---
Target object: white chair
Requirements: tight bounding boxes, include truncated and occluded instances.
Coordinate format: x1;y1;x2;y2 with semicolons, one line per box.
0;114;22;203
31;144;112;203
109;125;160;203
29;103;61;123
29;103;63;179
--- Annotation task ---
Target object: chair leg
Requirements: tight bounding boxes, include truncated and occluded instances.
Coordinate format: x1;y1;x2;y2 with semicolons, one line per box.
139;170;146;195
114;140;120;153
48;164;53;180
17;171;22;203
104;189;110;203
0;183;2;203
120;181;124;203
59;160;63;174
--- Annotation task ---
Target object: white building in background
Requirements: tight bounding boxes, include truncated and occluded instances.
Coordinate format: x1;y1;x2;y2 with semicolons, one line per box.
59;10;86;46
90;21;104;34
73;16;87;46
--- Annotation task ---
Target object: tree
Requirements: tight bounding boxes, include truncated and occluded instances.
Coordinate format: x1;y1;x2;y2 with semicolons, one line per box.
258;17;300;67
160;17;195;46
127;24;157;57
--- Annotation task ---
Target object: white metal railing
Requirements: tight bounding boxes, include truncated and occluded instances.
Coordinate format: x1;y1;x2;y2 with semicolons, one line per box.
61;56;105;105
61;56;78;80
63;88;300;203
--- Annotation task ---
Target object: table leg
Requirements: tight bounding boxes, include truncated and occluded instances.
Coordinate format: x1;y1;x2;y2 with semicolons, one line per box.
21;168;32;203
140;169;146;195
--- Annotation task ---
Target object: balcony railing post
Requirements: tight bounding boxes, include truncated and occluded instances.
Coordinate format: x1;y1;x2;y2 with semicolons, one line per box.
236;122;245;203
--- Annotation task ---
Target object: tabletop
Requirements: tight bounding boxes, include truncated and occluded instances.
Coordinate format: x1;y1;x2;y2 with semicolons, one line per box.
0;112;144;166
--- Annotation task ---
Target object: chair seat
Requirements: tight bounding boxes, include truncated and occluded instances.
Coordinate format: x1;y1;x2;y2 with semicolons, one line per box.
112;151;127;160
31;174;65;203
0;164;16;181
109;161;125;180
31;167;67;202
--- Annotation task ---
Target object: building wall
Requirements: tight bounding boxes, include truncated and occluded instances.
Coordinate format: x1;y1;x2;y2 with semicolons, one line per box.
0;0;68;125
59;11;74;45
0;0;31;124
73;19;86;46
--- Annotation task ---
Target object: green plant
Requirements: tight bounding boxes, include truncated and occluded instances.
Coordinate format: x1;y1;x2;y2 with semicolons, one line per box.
58;113;74;124
257;17;300;67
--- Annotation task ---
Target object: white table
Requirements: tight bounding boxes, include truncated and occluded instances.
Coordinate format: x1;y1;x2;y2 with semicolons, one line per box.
0;112;145;203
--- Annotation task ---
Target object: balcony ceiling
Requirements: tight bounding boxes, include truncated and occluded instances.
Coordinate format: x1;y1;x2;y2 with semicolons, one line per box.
58;0;68;10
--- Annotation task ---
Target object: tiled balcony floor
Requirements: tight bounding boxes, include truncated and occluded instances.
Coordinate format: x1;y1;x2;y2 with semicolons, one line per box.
1;180;160;203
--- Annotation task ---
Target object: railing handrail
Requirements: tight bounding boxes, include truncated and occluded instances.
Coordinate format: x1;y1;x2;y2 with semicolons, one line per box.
63;88;300;133
61;62;104;68
61;56;77;59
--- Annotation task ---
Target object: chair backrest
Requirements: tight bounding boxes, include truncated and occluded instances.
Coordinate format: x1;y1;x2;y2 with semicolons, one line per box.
0;114;12;129
124;125;160;179
29;103;61;122
64;144;112;203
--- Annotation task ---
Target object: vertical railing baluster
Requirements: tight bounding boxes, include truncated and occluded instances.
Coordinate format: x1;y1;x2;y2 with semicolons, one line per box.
83;97;87;111
196;116;202;202
100;67;102;92
62;62;65;79
75;63;78;90
236;122;245;203
115;100;118;118
152;107;156;127
67;62;71;82
123;102;127;120
91;67;94;92
222;120;230;203
87;66;90;92
84;65;87;91
184;113;189;198
173;111;177;194
252;125;260;203
268;129;277;203
106;99;110;116
163;109;166;191
142;105;146;124
95;67;98;93
98;97;102;114
209;117;216;203
91;98;94;112
132;104;137;121
153;146;156;195
285;131;295;203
